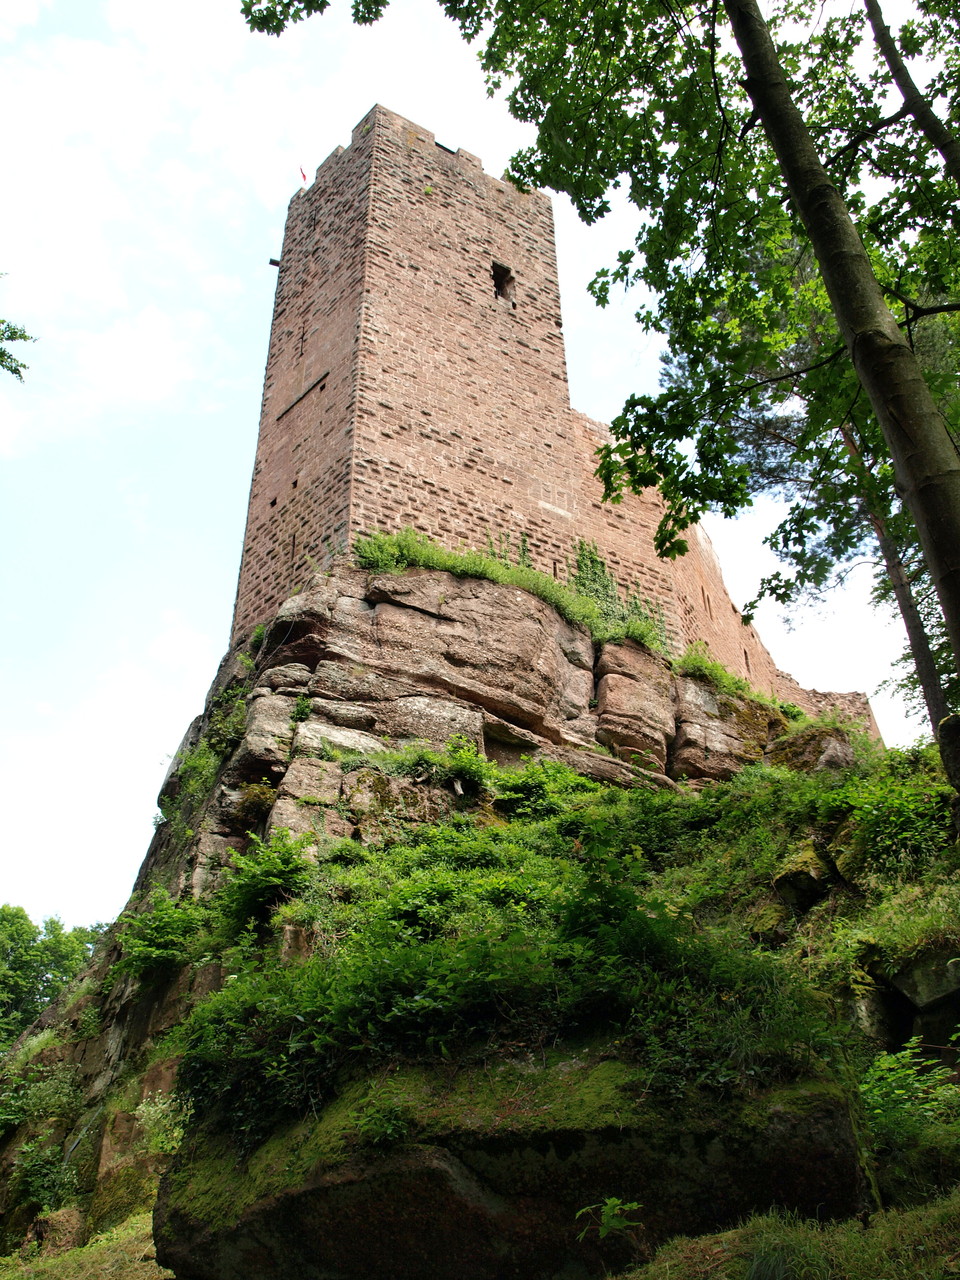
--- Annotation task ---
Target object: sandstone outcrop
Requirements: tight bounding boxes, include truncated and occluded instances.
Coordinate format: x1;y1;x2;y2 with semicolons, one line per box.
0;564;878;1275
213;562;865;801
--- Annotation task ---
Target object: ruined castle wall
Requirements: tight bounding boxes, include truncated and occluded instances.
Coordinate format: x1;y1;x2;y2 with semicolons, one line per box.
348;108;583;579
232;135;372;638
230;105;863;717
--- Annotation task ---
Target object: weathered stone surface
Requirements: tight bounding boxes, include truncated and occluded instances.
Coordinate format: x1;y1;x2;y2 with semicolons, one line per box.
595;665;674;770
816;738;855;770
669;680;777;782
773;842;835;915
548;745;673;789
230;695;294;774
340;769;455;840
889;949;960;1010
307;659;416;704
265;795;319;841
292;720;385;758
308;698;378;730
278;569;595;745
259;663;313;691
277;757;342;805
766;726;854;772
847;985;916;1047
242;569;860;791
372;694;484;744
185;834;238;897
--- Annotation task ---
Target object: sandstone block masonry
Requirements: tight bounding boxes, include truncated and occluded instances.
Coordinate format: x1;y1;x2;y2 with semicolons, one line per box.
232;104;862;714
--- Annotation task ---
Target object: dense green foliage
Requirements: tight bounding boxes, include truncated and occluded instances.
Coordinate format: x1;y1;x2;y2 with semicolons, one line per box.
156;681;251;848
113;891;208;987
353;527;670;652
9;726;960;1274
117;738;958;1179
168;755;836;1149
0;908;101;1051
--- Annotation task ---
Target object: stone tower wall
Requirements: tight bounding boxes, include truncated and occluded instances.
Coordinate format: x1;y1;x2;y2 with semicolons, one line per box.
231;105;858;711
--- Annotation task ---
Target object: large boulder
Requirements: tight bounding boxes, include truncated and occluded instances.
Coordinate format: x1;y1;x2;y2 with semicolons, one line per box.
155;1057;866;1280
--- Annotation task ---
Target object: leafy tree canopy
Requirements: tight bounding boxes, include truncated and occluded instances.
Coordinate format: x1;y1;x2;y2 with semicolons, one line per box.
0;277;33;381
0;906;102;1050
0;319;32;382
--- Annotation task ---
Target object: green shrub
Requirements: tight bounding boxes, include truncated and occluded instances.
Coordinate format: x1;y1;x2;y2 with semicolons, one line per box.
493;758;605;819
836;749;954;880
158;739;221;848
673;640;757;700
291;694;312;723
171;788;836;1149
134;1090;194;1156
234;782;278;827
213;830;313;941
10;1139;77;1212
350;1095;415;1147
113;889;207;986
19;1064;83;1125
575;1196;643;1243
206;689;247;756
860;1036;960;1152
778;701;806;722
324;735;497;799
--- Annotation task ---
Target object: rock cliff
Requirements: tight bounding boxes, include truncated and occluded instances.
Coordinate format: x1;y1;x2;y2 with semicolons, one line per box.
0;565;876;1276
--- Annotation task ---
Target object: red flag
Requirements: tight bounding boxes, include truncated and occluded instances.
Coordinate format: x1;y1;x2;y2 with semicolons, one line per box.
300;167;307;183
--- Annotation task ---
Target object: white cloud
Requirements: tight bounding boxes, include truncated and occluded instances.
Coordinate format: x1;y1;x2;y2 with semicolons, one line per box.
0;0;54;41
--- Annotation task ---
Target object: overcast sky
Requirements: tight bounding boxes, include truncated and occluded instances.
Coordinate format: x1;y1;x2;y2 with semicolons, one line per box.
0;0;926;929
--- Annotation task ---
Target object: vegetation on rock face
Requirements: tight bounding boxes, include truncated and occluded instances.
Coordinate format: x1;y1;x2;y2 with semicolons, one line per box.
129;740;960;1178
155;674;253;849
353;527;671;652
7;705;960;1275
125;749;851;1153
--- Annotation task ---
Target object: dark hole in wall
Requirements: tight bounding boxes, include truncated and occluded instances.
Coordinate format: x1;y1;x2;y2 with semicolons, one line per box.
492;261;517;307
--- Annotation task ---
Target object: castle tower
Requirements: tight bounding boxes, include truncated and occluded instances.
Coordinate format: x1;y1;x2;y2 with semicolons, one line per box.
231;105;789;695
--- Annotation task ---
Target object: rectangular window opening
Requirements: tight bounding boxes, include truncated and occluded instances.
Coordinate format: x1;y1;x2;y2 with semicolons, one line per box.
492;261;517;307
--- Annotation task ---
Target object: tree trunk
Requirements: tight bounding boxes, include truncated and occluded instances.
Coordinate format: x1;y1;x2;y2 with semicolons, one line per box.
835;423;951;731
863;0;960;189
870;516;951;732
723;0;960;692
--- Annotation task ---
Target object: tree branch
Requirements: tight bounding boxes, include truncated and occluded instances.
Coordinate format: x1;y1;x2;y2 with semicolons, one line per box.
863;0;960;188
884;287;960;320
